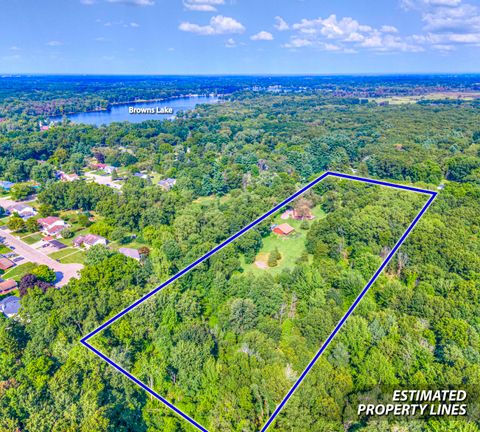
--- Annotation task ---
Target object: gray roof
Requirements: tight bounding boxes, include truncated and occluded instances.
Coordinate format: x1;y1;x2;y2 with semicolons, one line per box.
0;296;20;317
119;247;141;260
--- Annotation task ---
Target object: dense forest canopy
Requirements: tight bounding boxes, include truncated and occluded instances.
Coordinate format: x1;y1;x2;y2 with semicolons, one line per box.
0;75;479;432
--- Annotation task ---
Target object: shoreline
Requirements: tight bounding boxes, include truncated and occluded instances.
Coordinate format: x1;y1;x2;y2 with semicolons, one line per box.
50;93;224;119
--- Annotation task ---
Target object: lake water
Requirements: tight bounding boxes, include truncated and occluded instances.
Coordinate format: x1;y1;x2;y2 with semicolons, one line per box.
51;95;219;126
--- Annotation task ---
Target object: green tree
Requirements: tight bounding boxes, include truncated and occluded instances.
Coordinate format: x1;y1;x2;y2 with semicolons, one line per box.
268;248;281;267
8;215;26;232
25;217;40;232
10;184;35;201
31;264;56;283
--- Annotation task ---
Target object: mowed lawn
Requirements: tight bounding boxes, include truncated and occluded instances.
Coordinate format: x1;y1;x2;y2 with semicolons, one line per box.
49;247;86;264
241;205;326;276
0;244;11;254
3;262;38;281
20;233;43;245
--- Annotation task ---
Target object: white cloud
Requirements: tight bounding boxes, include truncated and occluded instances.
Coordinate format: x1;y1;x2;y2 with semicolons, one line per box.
9;46;21;51
225;38;237;48
80;0;96;4
381;25;399;33
404;0;480;48
283;37;313;48
104;20;140;27
428;0;462;5
184;0;224;12
106;0;154;5
285;14;422;52
274;16;289;31
46;40;63;46
179;15;245;35
250;31;274;41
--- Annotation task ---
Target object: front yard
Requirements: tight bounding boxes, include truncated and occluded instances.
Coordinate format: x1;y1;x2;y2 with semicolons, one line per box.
49;247;86;264
3;262;38;281
241;205;326;276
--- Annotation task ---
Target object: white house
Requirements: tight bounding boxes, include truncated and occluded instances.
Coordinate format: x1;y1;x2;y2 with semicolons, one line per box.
7;203;37;219
37;216;68;237
73;234;107;249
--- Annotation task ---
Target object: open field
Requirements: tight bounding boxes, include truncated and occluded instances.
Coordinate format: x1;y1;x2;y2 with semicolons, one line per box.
370;91;480;105
241;205;326;276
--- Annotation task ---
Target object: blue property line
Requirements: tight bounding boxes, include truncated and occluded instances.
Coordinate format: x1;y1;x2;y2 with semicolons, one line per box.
81;340;209;432
81;171;329;343
80;172;437;432
260;191;437;432
328;171;436;196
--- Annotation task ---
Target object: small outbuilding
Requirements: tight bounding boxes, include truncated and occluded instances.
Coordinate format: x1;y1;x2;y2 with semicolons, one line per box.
119;247;141;261
273;223;295;236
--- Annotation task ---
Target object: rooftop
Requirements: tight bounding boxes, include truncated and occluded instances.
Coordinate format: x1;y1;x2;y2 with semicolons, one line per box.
119;247;141;260
0;296;20;317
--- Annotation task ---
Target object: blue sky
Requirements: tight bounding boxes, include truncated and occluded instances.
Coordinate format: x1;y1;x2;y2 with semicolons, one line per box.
1;0;479;74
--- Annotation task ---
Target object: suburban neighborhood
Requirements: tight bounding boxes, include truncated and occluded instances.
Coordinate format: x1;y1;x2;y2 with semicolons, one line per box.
0;155;168;318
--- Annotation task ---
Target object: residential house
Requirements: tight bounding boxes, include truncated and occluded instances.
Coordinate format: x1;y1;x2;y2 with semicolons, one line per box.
0;296;20;318
92;163;115;174
0;279;18;295
134;173;149;180
0;257;15;271
118;247;141;261
0;180;14;191
58;171;80;182
272;223;295;236
73;234;107;249
158;178;176;191
42;237;67;250
7;203;37;219
37;216;68;238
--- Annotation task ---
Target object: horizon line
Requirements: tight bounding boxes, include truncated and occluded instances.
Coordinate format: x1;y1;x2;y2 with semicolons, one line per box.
3;72;480;78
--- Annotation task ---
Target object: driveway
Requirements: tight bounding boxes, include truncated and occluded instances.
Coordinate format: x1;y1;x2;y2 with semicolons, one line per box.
85;171;122;190
0;196;36;210
0;229;83;287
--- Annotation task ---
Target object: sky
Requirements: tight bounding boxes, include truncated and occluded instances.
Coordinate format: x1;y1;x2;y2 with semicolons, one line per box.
1;0;479;74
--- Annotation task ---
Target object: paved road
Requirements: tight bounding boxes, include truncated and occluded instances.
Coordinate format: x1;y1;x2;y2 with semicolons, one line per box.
0;229;83;287
0;196;37;211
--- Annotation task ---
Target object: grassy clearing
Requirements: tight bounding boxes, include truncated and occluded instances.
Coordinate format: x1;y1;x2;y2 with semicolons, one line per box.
20;233;43;245
3;262;38;281
0;244;12;254
241;205;326;276
49;247;86;264
108;238;146;252
59;250;86;264
49;247;78;260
